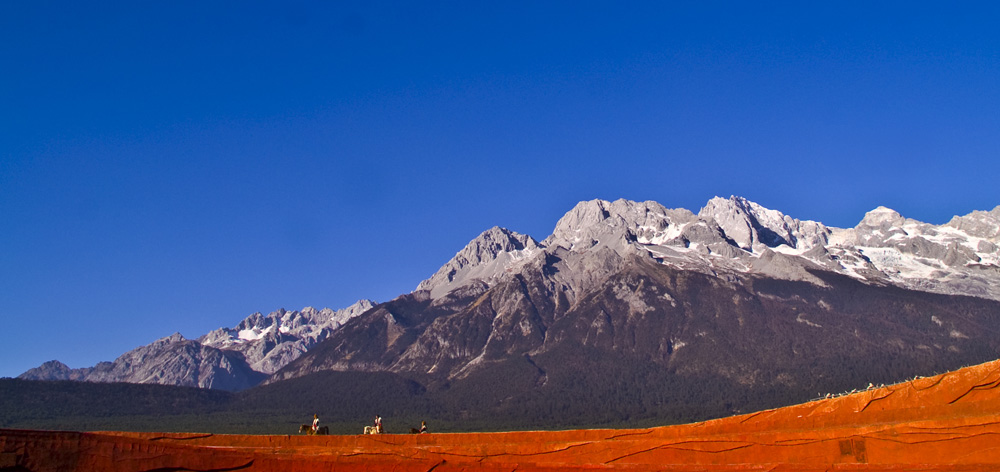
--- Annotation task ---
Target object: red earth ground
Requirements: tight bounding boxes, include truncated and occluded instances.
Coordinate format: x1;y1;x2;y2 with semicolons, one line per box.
4;358;1000;471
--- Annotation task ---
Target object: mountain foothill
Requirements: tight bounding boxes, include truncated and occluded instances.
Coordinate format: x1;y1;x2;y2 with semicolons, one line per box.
7;196;1000;433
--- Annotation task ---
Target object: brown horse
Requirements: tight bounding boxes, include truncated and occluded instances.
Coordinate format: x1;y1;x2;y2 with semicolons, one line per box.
299;424;329;435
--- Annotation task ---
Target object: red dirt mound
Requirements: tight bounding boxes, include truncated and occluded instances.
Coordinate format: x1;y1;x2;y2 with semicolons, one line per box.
4;359;1000;471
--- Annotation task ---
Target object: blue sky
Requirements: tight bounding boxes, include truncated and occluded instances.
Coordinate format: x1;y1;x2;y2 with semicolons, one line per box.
2;2;998;378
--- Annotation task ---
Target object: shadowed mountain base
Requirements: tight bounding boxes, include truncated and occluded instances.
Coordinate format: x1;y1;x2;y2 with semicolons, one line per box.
4;358;1000;471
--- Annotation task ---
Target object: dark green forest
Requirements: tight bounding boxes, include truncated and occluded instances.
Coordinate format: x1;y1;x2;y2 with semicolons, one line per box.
2;346;977;436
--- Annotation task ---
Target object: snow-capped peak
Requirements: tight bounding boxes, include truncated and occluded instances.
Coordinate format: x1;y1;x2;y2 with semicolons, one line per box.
859;206;906;228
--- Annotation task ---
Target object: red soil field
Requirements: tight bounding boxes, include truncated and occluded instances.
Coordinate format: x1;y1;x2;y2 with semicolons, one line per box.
4;359;1000;471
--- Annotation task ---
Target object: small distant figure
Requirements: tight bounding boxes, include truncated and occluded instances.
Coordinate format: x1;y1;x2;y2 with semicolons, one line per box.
312;414;320;434
410;421;429;434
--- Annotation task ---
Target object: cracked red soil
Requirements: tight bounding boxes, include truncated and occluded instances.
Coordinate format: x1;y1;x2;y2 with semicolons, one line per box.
5;359;1000;471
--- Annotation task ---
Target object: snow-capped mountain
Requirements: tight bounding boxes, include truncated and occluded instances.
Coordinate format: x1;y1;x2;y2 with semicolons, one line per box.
272;196;1000;420
21;196;1000;402
417;196;1000;303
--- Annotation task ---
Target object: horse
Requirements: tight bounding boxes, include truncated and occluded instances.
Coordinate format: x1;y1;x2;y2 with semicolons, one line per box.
363;426;378;434
300;424;329;435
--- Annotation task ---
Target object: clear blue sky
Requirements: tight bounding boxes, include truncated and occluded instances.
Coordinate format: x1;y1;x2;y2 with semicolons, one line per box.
2;2;999;378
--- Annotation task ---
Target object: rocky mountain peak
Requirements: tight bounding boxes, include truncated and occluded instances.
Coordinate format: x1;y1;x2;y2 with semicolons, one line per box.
459;226;536;264
17;360;76;381
154;332;186;346
544;199;696;254
416;226;540;298
548;199;614;239
858;206;907;228
697;195;824;252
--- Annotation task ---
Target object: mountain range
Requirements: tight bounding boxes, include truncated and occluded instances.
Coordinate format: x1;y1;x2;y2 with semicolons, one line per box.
19;302;374;390
18;196;1000;424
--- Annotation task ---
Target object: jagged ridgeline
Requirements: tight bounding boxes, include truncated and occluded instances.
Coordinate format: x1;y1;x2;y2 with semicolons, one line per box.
10;197;1000;432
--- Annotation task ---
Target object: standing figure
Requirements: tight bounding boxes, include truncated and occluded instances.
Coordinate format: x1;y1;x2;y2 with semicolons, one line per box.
312;414;320;434
419;421;428;434
374;415;383;434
